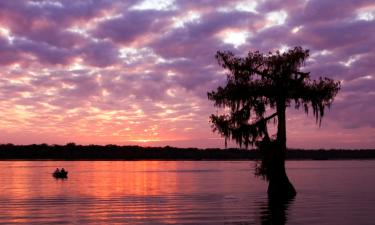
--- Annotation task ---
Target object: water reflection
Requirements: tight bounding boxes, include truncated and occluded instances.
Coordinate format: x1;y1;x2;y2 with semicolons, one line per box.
259;197;294;225
0;161;264;224
1;161;375;224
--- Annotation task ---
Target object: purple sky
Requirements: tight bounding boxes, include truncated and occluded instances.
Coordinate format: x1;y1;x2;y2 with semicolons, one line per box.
0;0;374;149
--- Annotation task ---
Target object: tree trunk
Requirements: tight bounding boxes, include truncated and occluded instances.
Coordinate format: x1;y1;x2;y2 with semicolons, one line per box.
267;100;296;199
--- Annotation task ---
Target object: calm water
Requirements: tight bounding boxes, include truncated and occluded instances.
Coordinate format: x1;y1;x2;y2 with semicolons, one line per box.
0;160;374;225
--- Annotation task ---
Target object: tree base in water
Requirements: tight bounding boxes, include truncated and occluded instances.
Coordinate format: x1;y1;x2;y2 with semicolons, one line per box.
268;178;296;200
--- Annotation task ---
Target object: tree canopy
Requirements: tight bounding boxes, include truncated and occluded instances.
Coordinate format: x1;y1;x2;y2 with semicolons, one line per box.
208;46;341;149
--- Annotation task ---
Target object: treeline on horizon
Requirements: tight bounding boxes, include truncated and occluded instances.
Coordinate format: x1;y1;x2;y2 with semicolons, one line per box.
0;143;374;160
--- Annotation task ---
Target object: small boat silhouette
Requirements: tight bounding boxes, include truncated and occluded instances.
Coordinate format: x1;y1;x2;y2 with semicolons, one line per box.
53;170;68;178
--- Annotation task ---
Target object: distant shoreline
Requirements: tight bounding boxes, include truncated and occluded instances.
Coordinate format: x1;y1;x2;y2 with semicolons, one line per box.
0;144;374;160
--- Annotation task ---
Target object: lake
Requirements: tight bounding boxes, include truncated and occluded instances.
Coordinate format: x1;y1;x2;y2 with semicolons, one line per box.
0;160;374;224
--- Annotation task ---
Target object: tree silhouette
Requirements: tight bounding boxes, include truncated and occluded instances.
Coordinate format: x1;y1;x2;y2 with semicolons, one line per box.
208;46;340;199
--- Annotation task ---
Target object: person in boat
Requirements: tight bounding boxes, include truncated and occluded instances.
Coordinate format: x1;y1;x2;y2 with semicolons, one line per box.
61;168;66;173
54;168;60;173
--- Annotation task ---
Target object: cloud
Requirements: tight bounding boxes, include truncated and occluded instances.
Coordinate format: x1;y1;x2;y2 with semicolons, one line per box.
80;40;120;67
0;0;373;148
93;10;172;45
0;37;19;65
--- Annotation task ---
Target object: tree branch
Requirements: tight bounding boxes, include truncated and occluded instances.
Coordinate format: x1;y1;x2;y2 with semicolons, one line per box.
250;112;277;126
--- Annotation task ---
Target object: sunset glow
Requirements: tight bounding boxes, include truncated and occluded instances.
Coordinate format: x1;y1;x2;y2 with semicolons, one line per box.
0;0;374;148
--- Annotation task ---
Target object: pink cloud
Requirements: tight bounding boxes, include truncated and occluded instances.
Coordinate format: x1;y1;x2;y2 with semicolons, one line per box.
0;0;373;148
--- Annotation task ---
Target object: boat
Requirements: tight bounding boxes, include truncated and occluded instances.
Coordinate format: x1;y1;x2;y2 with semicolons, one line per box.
53;170;68;178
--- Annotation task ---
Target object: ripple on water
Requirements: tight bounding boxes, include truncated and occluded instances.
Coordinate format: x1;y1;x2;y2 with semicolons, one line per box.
0;161;375;225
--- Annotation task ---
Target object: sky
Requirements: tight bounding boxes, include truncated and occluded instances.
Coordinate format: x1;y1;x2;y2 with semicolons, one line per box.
0;0;374;149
